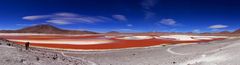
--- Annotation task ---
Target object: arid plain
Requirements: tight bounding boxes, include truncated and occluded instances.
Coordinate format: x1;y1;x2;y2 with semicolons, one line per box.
0;25;240;65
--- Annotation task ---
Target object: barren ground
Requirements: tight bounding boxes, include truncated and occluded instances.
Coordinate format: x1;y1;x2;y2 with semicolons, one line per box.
0;34;239;65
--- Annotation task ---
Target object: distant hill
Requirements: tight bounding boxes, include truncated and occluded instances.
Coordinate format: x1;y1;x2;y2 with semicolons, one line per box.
233;29;240;34
106;31;120;34
200;29;240;35
0;24;98;34
217;31;231;34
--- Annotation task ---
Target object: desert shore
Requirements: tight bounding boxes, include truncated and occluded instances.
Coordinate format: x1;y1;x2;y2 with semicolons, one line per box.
0;39;90;65
1;36;240;65
62;38;240;65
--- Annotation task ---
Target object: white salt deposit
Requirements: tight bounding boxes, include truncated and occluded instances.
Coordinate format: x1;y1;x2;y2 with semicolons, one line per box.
117;36;153;40
157;35;196;41
9;39;114;45
156;35;227;41
104;36;116;38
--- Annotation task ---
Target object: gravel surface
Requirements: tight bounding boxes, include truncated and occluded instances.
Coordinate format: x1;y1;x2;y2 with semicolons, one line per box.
0;39;89;65
63;38;240;65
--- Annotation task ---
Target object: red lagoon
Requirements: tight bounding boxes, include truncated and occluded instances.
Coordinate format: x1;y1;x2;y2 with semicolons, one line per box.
0;35;225;50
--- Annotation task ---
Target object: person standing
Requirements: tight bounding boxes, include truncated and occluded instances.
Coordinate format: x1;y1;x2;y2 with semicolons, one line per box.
25;42;30;50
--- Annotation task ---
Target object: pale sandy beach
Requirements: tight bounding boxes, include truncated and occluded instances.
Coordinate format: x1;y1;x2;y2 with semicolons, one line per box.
62;38;240;65
0;33;240;65
0;0;239;65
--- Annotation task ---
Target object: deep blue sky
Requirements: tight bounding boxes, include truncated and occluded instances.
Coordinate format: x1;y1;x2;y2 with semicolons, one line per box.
0;0;239;33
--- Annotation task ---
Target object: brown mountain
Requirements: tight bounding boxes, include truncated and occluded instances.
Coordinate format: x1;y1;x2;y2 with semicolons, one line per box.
0;24;98;34
217;31;231;34
233;29;240;34
106;31;120;34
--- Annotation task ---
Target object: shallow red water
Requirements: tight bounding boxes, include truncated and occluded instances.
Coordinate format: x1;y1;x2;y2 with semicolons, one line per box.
0;35;225;50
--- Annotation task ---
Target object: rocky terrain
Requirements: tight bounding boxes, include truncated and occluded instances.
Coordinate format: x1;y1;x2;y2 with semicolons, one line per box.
63;37;240;65
0;25;239;65
0;38;89;65
0;35;240;65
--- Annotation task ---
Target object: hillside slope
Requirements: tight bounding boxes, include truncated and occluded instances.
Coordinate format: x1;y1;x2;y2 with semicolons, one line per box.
0;24;98;34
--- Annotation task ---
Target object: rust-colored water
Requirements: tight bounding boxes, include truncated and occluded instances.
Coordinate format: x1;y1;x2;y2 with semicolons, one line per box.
0;35;225;50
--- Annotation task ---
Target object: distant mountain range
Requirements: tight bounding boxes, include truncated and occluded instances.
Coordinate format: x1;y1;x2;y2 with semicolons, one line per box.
106;31;121;34
0;24;98;34
0;24;239;35
214;29;240;34
233;29;240;34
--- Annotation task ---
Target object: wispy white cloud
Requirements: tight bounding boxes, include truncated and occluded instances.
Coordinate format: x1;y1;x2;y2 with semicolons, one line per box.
46;20;72;25
22;15;51;20
141;0;158;19
127;24;133;27
209;24;228;29
159;19;177;26
54;12;79;17
141;0;158;10
16;24;37;26
112;15;127;21
23;12;111;25
192;29;200;33
144;11;156;19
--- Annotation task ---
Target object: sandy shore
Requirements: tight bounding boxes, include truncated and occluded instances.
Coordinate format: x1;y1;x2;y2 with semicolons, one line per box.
1;35;240;65
0;39;90;65
62;38;240;65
